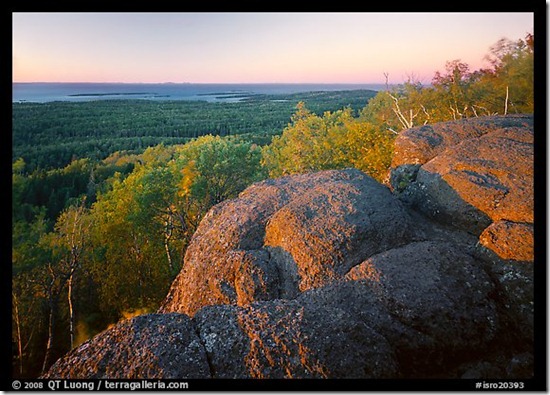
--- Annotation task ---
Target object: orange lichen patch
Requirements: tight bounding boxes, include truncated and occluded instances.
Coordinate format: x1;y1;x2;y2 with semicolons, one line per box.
345;260;381;283
234;263;258;307
237;308;275;379
479;220;534;262
297;342;329;378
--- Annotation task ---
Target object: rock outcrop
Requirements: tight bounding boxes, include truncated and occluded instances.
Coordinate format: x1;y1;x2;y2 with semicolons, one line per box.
389;114;534;350
159;169;415;316
44;115;535;380
389;114;534;260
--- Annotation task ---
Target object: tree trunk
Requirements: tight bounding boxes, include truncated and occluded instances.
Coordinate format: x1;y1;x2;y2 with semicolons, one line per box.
388;92;417;131
13;293;23;375
504;85;509;115
164;217;174;273
67;273;75;350
41;298;56;375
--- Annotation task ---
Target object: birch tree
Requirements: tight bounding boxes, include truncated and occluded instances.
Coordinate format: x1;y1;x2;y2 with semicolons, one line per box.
49;200;91;349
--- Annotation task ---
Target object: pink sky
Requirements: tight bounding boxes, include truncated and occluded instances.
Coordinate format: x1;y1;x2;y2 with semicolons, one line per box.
13;12;534;84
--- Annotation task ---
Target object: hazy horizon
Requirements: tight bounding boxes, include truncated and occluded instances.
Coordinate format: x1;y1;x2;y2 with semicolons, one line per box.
13;81;390;103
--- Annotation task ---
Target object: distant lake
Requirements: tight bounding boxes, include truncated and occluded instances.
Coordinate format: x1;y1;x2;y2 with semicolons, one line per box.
12;82;386;103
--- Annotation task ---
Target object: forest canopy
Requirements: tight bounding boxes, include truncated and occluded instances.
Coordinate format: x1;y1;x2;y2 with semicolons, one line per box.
12;33;533;378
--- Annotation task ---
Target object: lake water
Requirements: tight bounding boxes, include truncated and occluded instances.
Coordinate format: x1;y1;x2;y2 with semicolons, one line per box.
12;82;385;103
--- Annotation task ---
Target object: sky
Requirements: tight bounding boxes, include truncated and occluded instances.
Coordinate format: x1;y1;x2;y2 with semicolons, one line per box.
12;12;534;84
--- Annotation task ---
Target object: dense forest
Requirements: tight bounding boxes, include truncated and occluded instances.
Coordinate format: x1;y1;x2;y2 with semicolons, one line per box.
13;90;376;172
12;34;533;377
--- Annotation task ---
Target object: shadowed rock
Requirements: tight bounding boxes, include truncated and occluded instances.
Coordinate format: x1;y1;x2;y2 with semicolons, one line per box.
42;314;211;379
194;300;398;378
345;241;499;376
389;116;534;361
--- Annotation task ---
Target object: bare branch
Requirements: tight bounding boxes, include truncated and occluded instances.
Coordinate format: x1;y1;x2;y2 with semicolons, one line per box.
420;105;430;125
388;92;414;130
472;104;494;116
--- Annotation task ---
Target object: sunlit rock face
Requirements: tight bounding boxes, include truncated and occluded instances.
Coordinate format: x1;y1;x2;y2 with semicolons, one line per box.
45;116;534;379
390;114;534;259
159;168;415;316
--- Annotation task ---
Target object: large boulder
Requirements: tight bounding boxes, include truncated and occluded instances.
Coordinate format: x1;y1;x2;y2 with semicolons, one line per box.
159;169;415;316
344;241;499;376
162;239;502;379
46;241;504;379
391;114;533;168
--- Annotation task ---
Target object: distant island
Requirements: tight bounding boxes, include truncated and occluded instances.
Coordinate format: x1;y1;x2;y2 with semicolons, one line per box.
68;92;157;97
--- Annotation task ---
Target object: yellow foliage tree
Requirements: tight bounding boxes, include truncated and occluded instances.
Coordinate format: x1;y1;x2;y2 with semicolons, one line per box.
262;102;395;183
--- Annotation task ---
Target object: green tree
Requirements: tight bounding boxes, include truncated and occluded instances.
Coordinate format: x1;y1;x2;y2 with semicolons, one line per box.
84;137;265;323
360;79;436;133
174;134;267;212
261;102;324;176
262;102;395;182
86;168;173;319
478;33;534;114
432;60;475;119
